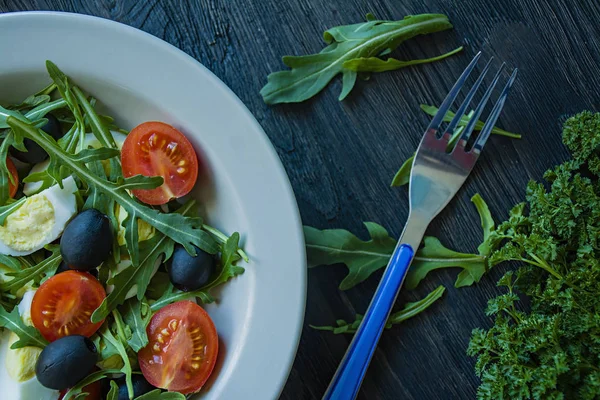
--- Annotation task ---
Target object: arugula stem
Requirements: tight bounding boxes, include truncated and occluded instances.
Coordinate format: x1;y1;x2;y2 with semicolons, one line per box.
202;224;249;261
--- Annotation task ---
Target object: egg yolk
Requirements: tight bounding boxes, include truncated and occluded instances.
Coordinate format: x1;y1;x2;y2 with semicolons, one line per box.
0;195;55;251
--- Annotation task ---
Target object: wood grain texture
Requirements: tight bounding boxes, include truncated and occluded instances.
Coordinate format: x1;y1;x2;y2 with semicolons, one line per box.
2;0;599;398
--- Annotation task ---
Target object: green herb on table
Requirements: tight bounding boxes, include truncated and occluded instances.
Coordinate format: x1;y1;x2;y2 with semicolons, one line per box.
261;13;462;104
312;285;445;334
305;193;494;291
467;111;600;399
391;106;521;187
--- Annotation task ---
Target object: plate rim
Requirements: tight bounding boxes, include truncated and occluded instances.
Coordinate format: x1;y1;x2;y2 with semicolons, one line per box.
0;10;306;400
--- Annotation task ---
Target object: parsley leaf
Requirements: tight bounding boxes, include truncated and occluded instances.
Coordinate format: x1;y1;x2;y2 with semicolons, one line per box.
468;111;600;399
261;14;460;104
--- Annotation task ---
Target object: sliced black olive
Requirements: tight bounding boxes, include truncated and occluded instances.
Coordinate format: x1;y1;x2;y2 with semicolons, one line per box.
168;244;216;291
117;374;156;400
35;335;97;390
60;208;112;271
10;114;63;164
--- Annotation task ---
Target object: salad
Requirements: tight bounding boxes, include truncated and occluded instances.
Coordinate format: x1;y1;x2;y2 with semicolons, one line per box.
0;61;247;400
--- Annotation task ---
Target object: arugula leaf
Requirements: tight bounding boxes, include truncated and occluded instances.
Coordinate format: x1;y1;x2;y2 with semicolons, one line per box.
97;314;134;399
0;254;21;271
305;222;395;290
0;246;61;294
91;201;198;323
61;369;122;400
0;197;26;225
404;236;486;289
420;104;521;139
121;298;151;352
312;285;445;334
8;117;219;263
390;111;473;187
106;381;119;400
261;14;459;104
134;390;186;400
150;232;244;311
24;98;67;121
344;46;463;72
0;305;48;348
306;195;494;290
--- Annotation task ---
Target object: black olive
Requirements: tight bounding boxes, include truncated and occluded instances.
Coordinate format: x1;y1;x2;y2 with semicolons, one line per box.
56;260;98;278
10;114;63;164
168;244;216;291
117;374;156;400
35;335;97;390
60;208;113;271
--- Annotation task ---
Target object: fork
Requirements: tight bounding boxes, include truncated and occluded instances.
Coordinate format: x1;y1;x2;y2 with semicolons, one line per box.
322;52;518;400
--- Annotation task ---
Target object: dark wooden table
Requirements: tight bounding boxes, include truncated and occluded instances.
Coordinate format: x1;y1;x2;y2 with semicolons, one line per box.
2;0;599;399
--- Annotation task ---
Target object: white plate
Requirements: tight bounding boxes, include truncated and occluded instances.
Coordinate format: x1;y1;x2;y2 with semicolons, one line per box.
0;11;306;400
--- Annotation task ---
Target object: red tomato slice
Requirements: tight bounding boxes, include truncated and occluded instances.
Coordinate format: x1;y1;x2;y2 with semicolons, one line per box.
138;301;218;394
31;271;106;342
121;121;199;205
58;378;102;400
6;157;18;198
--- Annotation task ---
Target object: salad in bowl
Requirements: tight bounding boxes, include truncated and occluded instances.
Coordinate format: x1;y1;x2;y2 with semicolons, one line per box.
0;61;247;400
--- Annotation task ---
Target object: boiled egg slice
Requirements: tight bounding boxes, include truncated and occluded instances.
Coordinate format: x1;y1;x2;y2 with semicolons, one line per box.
0;176;77;256
0;291;59;400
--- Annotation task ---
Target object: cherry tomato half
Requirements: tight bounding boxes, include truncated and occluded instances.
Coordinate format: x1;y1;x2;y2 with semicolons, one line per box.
138;301;218;394
121;121;199;205
31;271;106;342
6;157;18;198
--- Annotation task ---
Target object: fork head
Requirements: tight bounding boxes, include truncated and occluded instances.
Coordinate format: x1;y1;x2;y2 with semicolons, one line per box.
408;53;518;222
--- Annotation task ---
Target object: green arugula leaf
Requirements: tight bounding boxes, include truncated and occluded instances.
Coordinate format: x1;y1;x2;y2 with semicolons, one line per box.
344;46;463;72
150;232;244;311
0;197;26;225
7;93;51;110
106;381;119;400
7;117;219;264
0;246;62;294
261;14;458;104
405;236;486;289
92;200;199;323
390;111;473;187
121;298;151;352
306;195;494;290
420;104;521;139
0;254;21;270
0;305;48;348
61;369;122;400
97;313;134;399
312;285;445;334
305;222;395;290
24;98;67;121
134;390;186;400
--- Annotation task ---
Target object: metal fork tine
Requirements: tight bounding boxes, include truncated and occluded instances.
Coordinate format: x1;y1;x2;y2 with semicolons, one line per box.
442;58;493;143
472;69;519;153
454;63;506;149
426;52;482;133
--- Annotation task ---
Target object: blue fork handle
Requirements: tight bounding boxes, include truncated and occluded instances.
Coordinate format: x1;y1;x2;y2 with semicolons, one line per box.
323;244;415;400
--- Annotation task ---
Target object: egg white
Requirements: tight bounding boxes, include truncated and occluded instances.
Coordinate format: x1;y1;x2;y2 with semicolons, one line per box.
0;176;77;256
0;293;59;400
